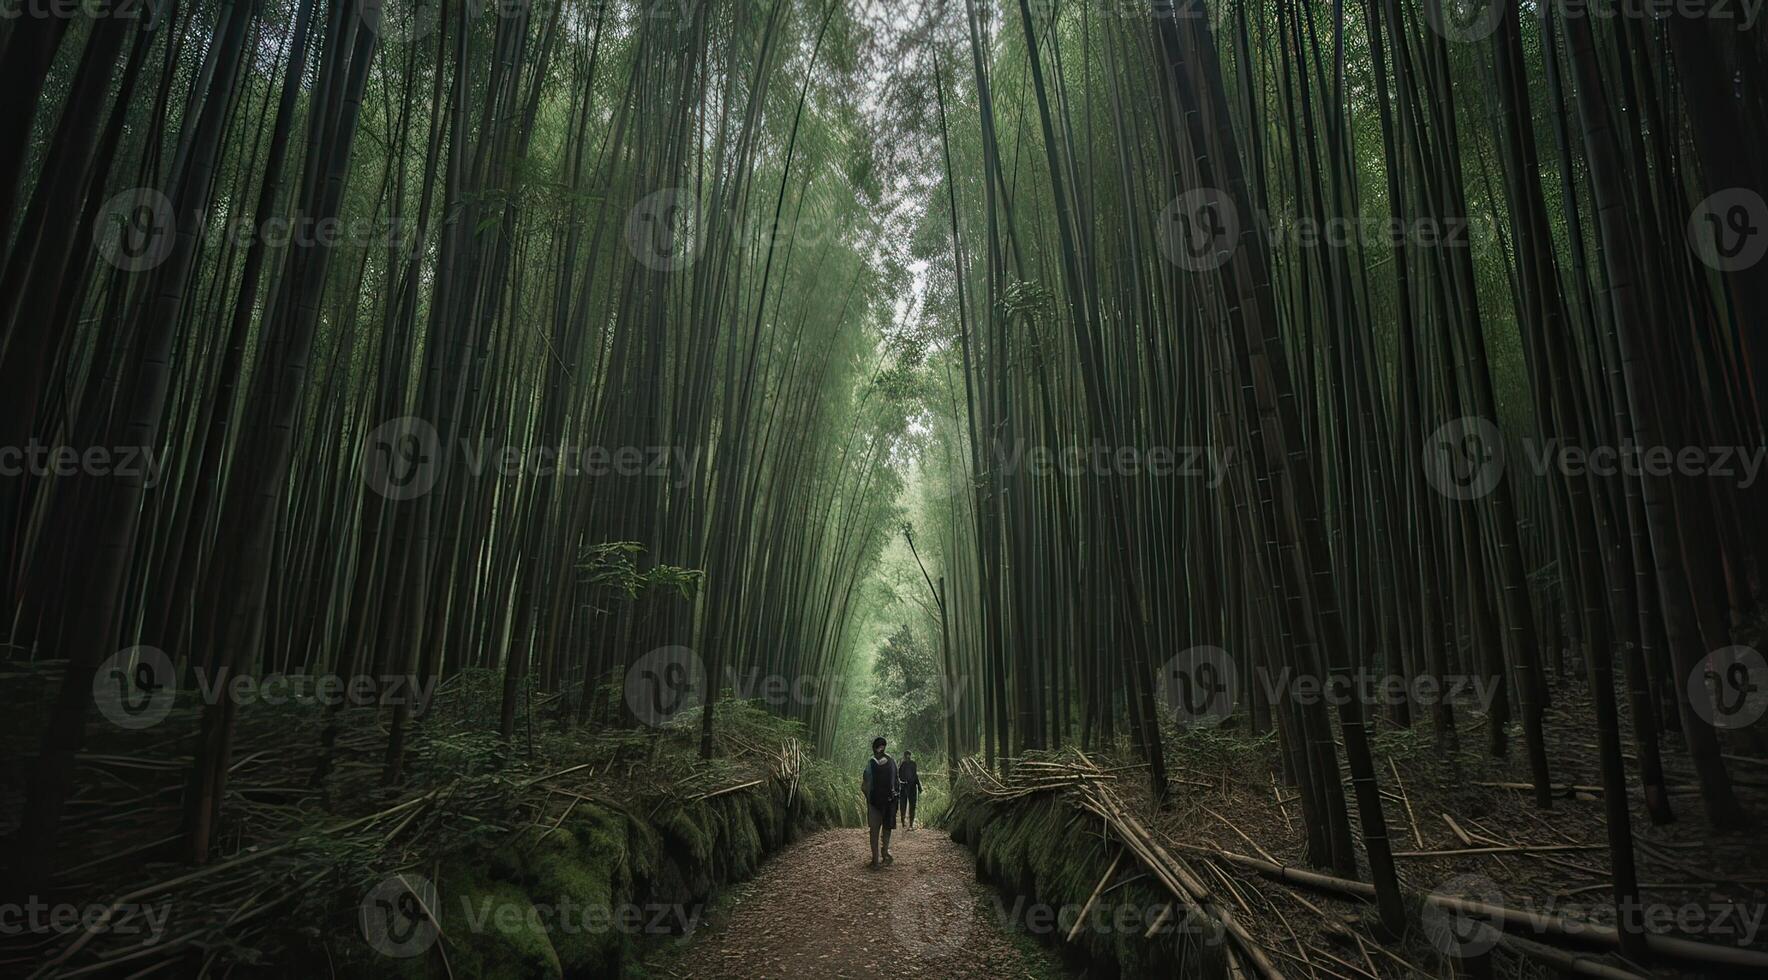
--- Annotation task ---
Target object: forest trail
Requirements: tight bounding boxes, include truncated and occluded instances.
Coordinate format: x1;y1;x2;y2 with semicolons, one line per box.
654;826;1070;979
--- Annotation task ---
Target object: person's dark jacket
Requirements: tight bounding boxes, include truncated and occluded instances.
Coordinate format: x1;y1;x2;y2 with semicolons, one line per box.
898;759;920;797
864;754;897;812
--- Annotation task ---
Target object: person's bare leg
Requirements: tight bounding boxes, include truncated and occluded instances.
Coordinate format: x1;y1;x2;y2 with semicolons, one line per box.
882;825;893;863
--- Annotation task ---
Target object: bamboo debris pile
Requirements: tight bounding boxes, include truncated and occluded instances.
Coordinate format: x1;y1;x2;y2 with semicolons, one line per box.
959;751;1284;978
10;778;482;978
4;682;815;977
777;738;804;807
958;754;1117;800
1072;775;1284;978
959;742;1768;978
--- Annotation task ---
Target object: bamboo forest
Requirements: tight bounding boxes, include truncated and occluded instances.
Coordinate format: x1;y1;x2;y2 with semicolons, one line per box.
2;0;1767;976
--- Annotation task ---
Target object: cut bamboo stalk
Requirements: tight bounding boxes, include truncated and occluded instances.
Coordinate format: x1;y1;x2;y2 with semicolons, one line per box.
1389;761;1424;849
1441;812;1475;847
1067;848;1124;942
1392;844;1607;858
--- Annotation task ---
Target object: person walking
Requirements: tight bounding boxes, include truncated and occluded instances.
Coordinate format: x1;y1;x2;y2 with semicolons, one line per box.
897;750;921;830
861;736;897;867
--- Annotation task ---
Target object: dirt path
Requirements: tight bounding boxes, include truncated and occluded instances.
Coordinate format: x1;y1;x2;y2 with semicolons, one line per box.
655;825;1072;979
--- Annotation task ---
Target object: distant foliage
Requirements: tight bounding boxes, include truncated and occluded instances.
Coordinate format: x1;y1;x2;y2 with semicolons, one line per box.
867;623;944;755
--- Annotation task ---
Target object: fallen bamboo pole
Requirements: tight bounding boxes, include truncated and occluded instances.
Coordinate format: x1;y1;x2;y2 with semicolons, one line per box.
1391;844;1608;858
1474;781;1701;796
1498;933;1648;979
691;778;766;802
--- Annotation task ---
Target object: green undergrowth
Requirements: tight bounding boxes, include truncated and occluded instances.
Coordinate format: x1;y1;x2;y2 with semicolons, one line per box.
946;781;1228;979
912;778;953;827
308;706;859;979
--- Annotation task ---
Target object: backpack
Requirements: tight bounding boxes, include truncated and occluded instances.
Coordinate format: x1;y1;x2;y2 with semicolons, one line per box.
866;755;895;804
